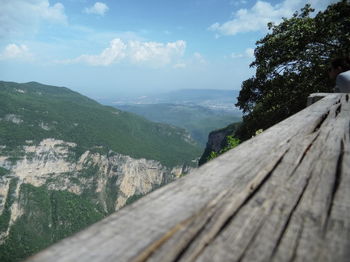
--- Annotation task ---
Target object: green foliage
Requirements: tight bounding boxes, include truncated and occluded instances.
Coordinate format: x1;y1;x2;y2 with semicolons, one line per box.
0;184;104;262
254;129;264;136
125;193;145;206
105;176;119;213
79;165;99;178
0;146;25;165
208;151;218;160
0;81;202;167
0;184;52;262
235;1;350;140
207;135;240;161
49;189;105;240
0;167;10;176
198;122;240;166
0;178;19;233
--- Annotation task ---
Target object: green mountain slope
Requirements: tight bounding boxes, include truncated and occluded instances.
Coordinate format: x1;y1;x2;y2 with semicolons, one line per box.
0;81;201;167
116;103;241;147
0;81;201;262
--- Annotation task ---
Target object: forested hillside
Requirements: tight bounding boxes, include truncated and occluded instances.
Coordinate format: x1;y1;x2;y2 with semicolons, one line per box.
0;81;200;261
0;81;201;167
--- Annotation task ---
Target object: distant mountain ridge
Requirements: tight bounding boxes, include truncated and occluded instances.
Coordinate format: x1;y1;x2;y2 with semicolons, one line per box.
97;88;241;113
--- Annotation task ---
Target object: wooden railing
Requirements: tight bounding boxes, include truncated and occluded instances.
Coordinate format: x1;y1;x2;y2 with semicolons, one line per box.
27;93;350;262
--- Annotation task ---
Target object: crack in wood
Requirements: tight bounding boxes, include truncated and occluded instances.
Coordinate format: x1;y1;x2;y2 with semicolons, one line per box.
236;208;272;262
270;173;311;260
130;217;192;262
287;218;305;262
172;149;290;262
288;133;320;178
130;191;229;262
137;149;290;262
313;111;330;132
324;140;344;232
169;191;230;262
241;152;288;208
335;104;342;117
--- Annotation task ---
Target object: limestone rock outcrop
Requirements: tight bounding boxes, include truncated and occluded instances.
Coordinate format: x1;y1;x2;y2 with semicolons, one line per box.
0;138;188;244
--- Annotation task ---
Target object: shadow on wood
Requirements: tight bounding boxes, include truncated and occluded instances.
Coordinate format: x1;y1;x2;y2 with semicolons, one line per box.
27;93;350;262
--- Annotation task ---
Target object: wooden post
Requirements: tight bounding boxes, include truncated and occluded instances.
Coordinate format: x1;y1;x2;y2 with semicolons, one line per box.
27;93;350;262
306;93;333;106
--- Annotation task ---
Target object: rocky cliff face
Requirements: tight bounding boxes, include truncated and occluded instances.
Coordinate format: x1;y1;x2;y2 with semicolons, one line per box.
198;122;240;166
0;138;189;261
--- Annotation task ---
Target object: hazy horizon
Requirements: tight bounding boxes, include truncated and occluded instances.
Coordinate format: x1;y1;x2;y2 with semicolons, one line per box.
0;0;337;98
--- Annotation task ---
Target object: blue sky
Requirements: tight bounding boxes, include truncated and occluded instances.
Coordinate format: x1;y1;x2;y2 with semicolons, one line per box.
0;0;338;99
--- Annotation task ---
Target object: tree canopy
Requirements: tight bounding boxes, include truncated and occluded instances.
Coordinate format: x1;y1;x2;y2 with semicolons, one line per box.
235;0;350;140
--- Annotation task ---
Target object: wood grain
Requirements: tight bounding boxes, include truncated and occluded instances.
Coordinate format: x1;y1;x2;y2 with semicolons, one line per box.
26;93;350;262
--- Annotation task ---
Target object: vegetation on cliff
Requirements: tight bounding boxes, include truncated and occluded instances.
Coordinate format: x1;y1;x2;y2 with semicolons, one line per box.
0;184;104;262
198;122;240;165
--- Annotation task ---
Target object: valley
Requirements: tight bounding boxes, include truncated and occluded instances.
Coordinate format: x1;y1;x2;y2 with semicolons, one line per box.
116;103;241;147
107;89;242;147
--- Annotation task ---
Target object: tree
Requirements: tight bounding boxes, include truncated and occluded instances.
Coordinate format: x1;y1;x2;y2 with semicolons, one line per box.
235;0;350;140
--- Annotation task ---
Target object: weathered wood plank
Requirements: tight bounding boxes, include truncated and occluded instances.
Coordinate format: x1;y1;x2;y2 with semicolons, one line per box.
26;93;350;262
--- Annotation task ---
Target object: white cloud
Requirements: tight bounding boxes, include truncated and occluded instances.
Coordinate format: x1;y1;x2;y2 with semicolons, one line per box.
0;0;67;38
129;40;186;65
84;2;109;16
193;52;206;64
62;38;186;67
245;48;255;58
38;2;66;23
173;63;187;69
209;0;339;36
172;52;207;69
74;38;126;66
230;0;248;7
0;44;33;60
231;48;255;59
